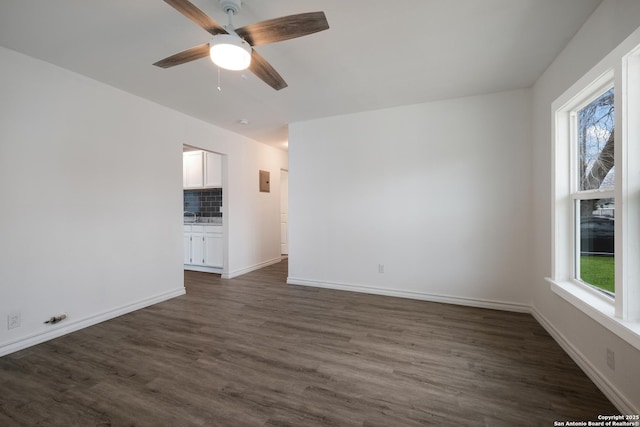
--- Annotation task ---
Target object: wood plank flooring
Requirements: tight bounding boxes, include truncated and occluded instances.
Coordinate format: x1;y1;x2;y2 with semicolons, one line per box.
0;260;618;426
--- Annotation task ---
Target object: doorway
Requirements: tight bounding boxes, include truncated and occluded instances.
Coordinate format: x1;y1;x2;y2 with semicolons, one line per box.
280;169;288;256
182;145;225;274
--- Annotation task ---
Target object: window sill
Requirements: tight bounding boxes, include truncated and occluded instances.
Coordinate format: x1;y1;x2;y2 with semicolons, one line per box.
546;277;640;351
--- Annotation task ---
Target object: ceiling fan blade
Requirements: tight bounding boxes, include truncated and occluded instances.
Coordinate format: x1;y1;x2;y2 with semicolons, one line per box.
164;0;227;36
249;49;287;91
236;11;329;46
153;43;210;68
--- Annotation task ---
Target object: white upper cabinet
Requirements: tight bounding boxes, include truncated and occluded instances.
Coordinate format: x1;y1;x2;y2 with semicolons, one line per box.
204;151;222;188
183;151;204;189
183;150;222;189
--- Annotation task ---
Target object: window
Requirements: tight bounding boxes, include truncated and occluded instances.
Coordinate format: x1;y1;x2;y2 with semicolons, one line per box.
550;31;640;349
573;88;615;296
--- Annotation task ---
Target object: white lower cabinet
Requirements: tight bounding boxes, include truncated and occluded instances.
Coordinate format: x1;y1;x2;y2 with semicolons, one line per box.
184;224;223;268
190;230;206;265
183;234;191;264
204;233;223;267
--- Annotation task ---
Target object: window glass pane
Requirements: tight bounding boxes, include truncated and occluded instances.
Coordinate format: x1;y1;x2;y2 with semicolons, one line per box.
578;88;615;191
578;198;614;295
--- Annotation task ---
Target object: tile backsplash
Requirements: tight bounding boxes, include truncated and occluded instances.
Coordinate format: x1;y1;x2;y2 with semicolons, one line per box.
184;189;222;218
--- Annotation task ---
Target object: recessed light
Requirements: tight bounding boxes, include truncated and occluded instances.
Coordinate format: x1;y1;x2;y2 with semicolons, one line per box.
239;119;249;125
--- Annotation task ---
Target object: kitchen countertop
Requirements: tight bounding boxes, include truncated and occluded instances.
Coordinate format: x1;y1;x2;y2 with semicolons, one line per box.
184;218;223;225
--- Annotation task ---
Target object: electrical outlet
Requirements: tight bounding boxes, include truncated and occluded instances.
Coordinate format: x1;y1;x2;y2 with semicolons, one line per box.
606;348;615;371
378;264;384;273
7;312;20;330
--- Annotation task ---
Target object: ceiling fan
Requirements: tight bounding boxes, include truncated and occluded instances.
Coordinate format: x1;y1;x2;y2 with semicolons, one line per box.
153;0;329;90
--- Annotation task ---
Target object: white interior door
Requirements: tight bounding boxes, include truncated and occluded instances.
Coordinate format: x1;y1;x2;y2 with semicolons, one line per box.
280;169;289;255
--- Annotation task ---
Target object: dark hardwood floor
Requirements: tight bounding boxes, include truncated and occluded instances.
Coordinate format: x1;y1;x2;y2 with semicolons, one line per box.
0;260;617;426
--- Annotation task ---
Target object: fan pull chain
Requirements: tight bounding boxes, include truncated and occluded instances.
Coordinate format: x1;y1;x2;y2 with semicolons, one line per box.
217;66;222;91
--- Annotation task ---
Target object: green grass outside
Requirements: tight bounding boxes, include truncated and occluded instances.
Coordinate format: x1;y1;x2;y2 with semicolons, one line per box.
580;255;615;293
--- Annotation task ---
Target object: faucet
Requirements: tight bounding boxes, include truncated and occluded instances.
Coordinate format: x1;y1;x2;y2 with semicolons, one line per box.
183;211;197;223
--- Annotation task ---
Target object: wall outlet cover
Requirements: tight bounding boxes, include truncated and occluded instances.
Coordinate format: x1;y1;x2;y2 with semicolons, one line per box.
7;312;20;330
606;348;615;370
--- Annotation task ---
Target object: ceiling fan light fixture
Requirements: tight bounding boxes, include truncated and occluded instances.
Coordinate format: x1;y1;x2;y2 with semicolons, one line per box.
209;34;252;71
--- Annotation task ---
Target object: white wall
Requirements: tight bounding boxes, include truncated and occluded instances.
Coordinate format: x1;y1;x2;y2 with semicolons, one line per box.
531;0;640;413
225;140;287;277
288;89;532;311
0;46;286;355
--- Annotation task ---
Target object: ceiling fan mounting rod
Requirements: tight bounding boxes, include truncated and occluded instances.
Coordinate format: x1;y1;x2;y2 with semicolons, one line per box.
226;8;235;31
219;0;241;15
219;0;241;32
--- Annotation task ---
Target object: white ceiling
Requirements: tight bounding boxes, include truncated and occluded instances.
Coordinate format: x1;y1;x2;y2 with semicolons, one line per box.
0;0;601;150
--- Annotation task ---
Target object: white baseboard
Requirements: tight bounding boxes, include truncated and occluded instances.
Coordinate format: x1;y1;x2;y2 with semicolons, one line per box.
531;307;639;415
222;257;282;279
184;265;223;274
0;287;185;357
286;277;531;313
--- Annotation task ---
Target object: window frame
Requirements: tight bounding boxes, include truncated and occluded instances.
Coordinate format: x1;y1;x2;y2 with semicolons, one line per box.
549;29;640;351
569;84;615;296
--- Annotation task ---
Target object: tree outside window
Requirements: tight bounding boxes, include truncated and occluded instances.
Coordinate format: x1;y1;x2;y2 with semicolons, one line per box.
576;88;615;295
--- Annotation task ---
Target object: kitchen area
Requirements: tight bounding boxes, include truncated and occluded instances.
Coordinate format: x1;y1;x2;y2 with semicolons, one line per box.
183;146;224;274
